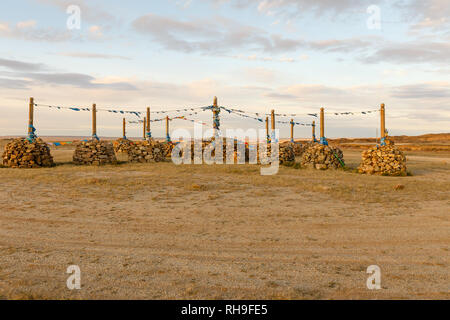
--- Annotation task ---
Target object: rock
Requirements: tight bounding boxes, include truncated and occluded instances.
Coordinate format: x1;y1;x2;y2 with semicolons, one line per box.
2;138;54;168
358;140;407;176
73;140;117;165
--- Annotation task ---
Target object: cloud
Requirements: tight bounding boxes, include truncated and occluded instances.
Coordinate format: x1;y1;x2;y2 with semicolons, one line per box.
390;82;450;99
0;58;137;90
361;41;450;65
0;20;73;42
209;0;378;18
0;78;31;89
395;0;450;31
57;52;131;60
0;58;45;72
132;13;305;54
17;20;37;29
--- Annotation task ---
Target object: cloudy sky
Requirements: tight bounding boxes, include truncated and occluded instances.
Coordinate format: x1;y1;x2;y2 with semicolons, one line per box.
0;0;449;138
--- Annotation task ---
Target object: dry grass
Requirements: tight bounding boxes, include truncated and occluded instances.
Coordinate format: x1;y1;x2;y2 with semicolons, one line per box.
0;143;449;300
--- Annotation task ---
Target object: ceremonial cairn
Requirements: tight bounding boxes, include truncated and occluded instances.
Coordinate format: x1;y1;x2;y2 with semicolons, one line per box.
127;140;165;163
301;144;345;170
358;139;407;176
3;138;54;168
113;138;135;154
73;140;117;165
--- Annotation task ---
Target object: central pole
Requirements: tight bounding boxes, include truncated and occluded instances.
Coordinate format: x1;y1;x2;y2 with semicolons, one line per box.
312;121;316;142
143;117;146;140
380;103;386;146
271;110;275;142
166;116;171;142
290;119;294;143
319;108;328;145
92;103;98;140
146;107;151;140
123;118;126;139
212;96;220;139
28;97;35;140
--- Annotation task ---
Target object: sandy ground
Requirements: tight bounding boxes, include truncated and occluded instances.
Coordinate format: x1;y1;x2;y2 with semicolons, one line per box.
0;145;448;300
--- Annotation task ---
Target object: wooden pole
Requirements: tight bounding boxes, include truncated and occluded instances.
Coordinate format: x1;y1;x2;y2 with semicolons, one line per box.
166;116;169;141
380;103;386;140
146;107;151;140
213;96;219;138
143;117;146;140
92;103;97;139
265;116;269;140
290;119;294;142
123;118;126;139
320;108;324;140
270;110;275;142
312;121;316;142
28;97;34;137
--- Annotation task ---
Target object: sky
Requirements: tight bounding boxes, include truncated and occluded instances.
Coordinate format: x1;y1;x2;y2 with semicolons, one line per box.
0;0;449;138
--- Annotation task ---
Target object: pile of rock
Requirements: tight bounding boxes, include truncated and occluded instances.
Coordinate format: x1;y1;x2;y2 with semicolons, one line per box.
2;138;54;168
358;140;407;176
160;142;175;160
258;143;295;165
113;138;135;154
301;144;345;170
283;142;308;158
73;140;117;165
127;140;165;163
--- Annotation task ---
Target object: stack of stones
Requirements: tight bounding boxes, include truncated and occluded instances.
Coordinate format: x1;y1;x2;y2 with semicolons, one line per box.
358;139;407;176
2;138;54;168
127;140;165;163
160;142;174;160
301;144;345;170
282;142;308;158
73;140;117;165
113;138;135;154
259;143;295;165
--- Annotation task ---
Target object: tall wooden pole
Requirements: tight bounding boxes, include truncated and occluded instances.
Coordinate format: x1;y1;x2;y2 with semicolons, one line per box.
143;117;146;140
166;116;170;142
92;103;97;139
290;119;294;143
146;107;151;140
312;121;316;142
270;110;275;142
123;118;126;139
265;116;269;141
319;108;328;145
28;97;34;138
213;96;219;138
320;108;325;140
380;103;386;144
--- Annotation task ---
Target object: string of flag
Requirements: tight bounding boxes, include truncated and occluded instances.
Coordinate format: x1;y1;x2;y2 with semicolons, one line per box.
219;106;312;126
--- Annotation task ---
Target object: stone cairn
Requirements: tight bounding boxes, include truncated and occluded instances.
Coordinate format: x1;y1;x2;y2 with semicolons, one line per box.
282;141;308;158
127;140;165;163
2;138;54;168
160;142;175;160
73;140;117;165
358;139;407;176
301;143;345;170
113;138;135;154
